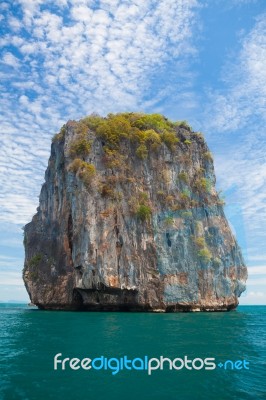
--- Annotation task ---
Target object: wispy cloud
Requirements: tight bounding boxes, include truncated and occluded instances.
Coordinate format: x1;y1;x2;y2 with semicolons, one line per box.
0;284;28;302
204;13;266;132
200;14;266;267
247;278;266;286
0;237;24;248
0;255;23;269
0;0;199;225
213;142;266;270
248;266;266;275
248;254;266;262
248;291;265;297
1;52;20;68
0;271;22;285
240;289;266;305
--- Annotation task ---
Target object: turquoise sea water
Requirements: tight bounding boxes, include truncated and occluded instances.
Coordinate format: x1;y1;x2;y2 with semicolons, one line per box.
0;305;265;400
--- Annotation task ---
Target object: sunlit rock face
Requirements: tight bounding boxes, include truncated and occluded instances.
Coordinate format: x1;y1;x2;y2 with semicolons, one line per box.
23;113;247;311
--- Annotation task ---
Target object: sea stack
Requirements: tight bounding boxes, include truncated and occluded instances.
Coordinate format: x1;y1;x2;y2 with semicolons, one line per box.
23;113;247;311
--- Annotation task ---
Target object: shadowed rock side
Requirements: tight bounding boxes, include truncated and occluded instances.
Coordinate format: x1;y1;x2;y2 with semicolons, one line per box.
23;113;247;311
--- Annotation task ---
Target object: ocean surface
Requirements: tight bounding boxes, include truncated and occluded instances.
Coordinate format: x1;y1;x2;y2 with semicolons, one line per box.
0;304;265;400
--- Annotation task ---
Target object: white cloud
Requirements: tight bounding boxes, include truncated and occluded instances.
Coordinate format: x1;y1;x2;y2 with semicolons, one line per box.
0;256;23;269
240;288;266;305
0;0;199;225
0;238;23;247
2;52;20;68
248;291;265;297
248;266;266;275
200;14;266;270
0;3;9;11
205;14;266;132
248;254;266;262
212;138;266;260
0;271;23;285
8;16;22;31
246;278;266;286
0;284;29;301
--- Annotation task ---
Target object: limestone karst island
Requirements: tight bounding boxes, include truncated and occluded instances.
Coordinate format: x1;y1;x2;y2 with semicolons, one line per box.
23;113;247;311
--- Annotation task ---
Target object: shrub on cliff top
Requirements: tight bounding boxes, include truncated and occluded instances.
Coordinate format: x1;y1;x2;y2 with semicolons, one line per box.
70;137;91;158
143;129;161;149
81;113;103;130
96;114;131;147
133;129;162;156
194;131;204;140
131;113;175;132
161;130;179;150
75;112;193;157
75;122;89;136
175;120;192;131
52;125;66;142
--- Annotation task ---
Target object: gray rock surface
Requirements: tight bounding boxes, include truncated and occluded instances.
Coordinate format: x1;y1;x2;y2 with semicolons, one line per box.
23;114;247;311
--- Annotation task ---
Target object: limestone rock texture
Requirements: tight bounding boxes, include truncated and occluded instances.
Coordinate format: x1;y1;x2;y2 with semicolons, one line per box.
23;113;247;311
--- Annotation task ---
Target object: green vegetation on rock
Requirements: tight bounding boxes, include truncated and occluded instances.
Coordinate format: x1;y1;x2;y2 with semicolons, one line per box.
180;210;193;219
71;112;191;159
178;171;189;184
52;125;66;142
68;159;96;188
136;143;148;160
81;113;103;130
194;177;212;194
180;189;191;205
194;236;206;248
136;204;152;221
175;120;192;131
164;216;174;226
198;247;212;262
129;113;176;131
70;137;91;158
161;130;179;150
28;254;42;268
203;151;213;161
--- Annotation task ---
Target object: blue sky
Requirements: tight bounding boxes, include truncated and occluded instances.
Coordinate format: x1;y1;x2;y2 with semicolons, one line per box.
0;0;265;304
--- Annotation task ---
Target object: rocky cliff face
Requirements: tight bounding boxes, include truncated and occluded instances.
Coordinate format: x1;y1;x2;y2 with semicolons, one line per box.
23;113;247;311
